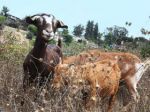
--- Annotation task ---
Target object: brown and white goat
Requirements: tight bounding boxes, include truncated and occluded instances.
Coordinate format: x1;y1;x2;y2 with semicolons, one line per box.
63;49;150;102
23;13;68;91
52;60;121;112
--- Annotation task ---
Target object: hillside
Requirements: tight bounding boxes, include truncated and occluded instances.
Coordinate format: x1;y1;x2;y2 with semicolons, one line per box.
0;26;29;45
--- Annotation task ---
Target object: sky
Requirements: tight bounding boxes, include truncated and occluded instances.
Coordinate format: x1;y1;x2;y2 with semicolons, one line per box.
0;0;150;39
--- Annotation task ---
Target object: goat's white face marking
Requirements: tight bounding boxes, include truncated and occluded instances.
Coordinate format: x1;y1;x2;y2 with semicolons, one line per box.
26;13;67;41
42;15;55;39
32;15;55;40
43;15;54;25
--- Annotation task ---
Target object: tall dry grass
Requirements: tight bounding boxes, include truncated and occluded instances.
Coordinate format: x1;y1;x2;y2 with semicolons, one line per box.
0;35;150;112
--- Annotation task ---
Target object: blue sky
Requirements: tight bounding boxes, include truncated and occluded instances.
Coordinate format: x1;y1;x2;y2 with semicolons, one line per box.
0;0;150;38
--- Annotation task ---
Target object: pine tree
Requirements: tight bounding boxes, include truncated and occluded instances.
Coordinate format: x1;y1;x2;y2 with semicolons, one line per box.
84;20;94;40
93;23;99;40
73;24;84;37
1;6;9;17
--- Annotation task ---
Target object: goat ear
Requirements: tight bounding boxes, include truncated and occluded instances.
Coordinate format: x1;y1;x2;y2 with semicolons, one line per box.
55;20;68;29
25;16;33;24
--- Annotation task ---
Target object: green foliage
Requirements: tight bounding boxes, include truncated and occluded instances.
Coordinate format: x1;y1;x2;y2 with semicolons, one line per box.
1;6;9;16
62;29;69;35
29;38;36;46
104;33;115;45
93;23;99;40
84;20;94;40
0;15;6;24
63;41;87;56
26;25;37;39
84;21;99;43
0;34;28;63
27;24;37;35
140;42;150;58
26;32;35;39
104;26;128;45
63;34;73;45
73;24;84;37
61;29;73;45
48;39;57;44
0;15;6;30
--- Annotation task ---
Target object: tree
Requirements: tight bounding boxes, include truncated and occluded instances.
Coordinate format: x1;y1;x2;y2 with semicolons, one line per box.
104;26;128;45
97;32;103;45
84;21;100;43
73;24;84;37
84;20;94;40
62;29;69;36
62;29;73;45
141;28;150;35
93;23;99;40
125;21;132;26
1;6;9;17
104;33;115;45
63;35;73;45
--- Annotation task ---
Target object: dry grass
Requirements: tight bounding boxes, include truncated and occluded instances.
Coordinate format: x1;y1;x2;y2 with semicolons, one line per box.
0;36;150;112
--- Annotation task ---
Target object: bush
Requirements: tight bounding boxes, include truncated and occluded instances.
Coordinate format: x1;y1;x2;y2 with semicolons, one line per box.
63;41;88;56
0;33;28;62
0;15;6;30
27;24;37;35
26;32;35;39
0;15;6;24
63;35;73;45
26;25;37;39
48;39;57;44
140;42;150;58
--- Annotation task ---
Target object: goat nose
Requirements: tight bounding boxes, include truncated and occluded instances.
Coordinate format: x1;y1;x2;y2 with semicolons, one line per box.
43;30;50;35
96;84;100;89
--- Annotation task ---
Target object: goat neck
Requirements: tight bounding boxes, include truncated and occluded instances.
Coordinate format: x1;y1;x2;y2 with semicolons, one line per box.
32;31;48;58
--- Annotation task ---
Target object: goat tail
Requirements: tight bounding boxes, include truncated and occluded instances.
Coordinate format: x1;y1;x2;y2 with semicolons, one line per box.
136;58;150;83
57;38;62;48
143;58;150;72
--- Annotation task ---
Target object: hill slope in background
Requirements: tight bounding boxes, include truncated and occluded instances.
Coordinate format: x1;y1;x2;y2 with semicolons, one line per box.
0;26;29;45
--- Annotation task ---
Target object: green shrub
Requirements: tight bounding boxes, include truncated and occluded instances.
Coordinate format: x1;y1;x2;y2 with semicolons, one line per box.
140;42;150;58
0;15;6;30
0;34;28;63
27;24;37;34
26;32;35;39
63;35;73;45
26;25;37;39
48;39;57;44
29;38;36;46
63;41;87;56
0;15;6;24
